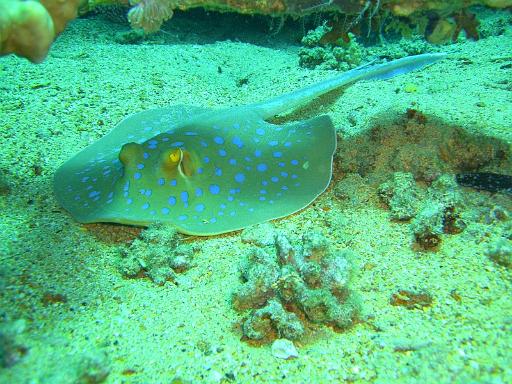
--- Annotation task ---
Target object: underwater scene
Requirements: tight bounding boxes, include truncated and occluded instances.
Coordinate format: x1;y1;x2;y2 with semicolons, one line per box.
1;0;511;383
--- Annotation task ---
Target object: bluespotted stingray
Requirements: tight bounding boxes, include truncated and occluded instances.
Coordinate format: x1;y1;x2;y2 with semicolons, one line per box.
54;53;446;235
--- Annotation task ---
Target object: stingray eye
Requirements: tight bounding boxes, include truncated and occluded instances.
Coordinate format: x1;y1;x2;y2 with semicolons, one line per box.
169;149;181;163
161;148;182;172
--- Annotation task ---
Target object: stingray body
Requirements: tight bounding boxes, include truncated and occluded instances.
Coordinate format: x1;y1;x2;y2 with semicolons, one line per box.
54;54;445;235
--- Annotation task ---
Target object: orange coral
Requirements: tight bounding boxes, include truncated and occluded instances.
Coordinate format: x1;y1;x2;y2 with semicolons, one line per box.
0;0;80;62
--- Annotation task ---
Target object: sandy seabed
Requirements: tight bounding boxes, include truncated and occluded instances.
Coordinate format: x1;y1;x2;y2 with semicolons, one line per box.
0;9;511;384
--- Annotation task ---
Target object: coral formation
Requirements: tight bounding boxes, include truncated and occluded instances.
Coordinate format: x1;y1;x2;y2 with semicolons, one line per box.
378;172;424;221
118;223;196;285
378;173;465;250
128;0;174;33
485;238;512;268
299;23;363;70
0;0;81;62
82;0;512;39
233;224;359;343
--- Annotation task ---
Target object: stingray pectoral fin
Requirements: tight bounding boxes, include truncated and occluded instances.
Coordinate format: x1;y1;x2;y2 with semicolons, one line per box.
270;114;337;216
170;114;337;236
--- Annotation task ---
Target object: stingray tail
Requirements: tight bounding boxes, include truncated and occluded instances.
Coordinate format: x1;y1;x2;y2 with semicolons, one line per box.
253;53;447;119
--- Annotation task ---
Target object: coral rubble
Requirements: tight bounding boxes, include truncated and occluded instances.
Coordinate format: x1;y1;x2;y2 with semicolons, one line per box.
379;173;465;250
233;224;359;343
118;223;196;285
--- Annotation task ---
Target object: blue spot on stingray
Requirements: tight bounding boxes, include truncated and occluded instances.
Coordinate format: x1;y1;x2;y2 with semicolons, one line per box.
210;217;217;223
178;215;188;221
260;189;267;194
185;131;198;136
137;163;145;170
181;191;189;203
81;177;89;183
195;187;203;197
171;141;184;147
215;167;222;176
214;136;224;144
278;162;285;167
235;173;245;183
162;207;170;215
233;123;240;129
230;211;236;216
142;203;150;210
281;171;288;177
158;178;165;186
88;191;100;198
218;149;227;157
195;203;205;212
134;172;141;180
203;156;210;163
284;142;292;147
261;180;268;186
200;140;208;147
232;136;244;148
273;151;282;158
123;181;130;191
291;174;298;179
229;158;237;165
244;156;252;162
257;163;268;172
259;196;266;201
127;198;133;204
145;189;152;197
220;203;226;209
281;186;289;190
149;139;158;145
168;196;176;206
197;167;204;174
170;179;177;186
291;159;299;165
269;140;278;146
256;128;265;135
228;196;234;202
271;177;279;183
209;184;220;195
254;149;262;157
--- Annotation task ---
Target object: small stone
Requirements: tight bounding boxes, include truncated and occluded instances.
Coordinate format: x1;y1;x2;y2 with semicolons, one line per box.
271;339;299;360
